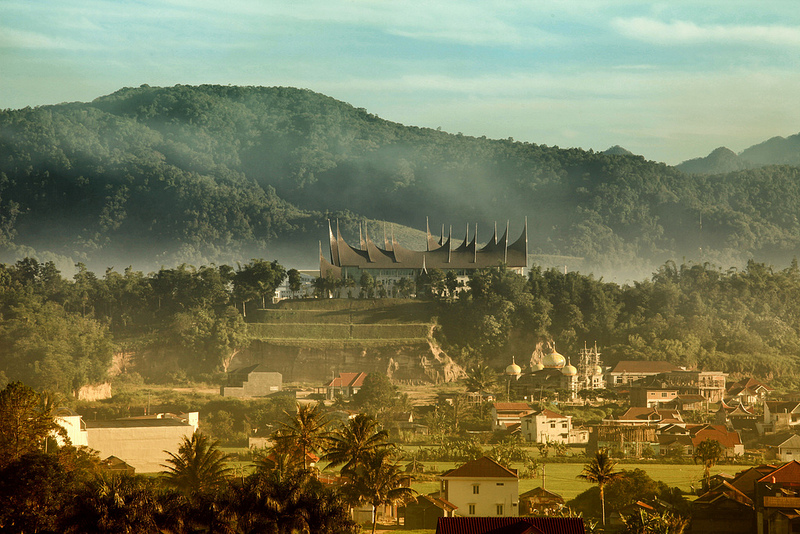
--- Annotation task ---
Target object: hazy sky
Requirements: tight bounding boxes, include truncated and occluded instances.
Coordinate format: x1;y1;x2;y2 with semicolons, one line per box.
2;1;799;164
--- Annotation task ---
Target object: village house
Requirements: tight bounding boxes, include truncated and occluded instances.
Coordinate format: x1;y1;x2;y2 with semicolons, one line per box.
763;400;800;434
85;412;198;473
221;364;282;398
629;380;680;408
435;517;585;534
402;494;458;530
727;378;773;406
491;402;533;431
518;487;565;516
325;371;368;400
439;456;519;518
521;409;571;444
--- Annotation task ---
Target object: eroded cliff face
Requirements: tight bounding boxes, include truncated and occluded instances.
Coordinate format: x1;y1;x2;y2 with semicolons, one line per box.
230;339;465;384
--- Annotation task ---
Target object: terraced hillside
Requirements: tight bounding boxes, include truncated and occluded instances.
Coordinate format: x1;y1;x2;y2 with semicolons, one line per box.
236;299;463;384
231;299;463;385
248;299;434;343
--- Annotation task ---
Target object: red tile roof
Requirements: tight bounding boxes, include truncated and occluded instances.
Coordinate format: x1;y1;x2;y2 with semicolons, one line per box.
441;456;518;479
327;372;367;388
493;402;532;412
758;460;800;484
436;517;585;534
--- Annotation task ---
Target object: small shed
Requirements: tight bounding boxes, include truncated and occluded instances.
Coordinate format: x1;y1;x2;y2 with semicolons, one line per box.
518;486;565;516
100;455;136;475
403;494;457;530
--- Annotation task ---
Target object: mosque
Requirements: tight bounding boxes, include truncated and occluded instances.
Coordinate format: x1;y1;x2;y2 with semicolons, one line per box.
509;342;606;401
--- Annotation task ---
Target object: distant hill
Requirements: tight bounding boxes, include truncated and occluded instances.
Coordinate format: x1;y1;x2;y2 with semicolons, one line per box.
2;84;800;279
676;147;753;175
603;145;635;156
678;133;800;174
739;133;800;166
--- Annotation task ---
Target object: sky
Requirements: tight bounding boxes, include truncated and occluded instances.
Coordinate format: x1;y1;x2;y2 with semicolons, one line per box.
2;1;800;164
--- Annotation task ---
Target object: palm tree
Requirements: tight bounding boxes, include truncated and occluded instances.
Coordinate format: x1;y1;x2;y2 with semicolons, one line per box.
465;365;497;411
693;438;724;491
322;413;390;476
63;474;170;534
273;402;329;470
345;449;415;534
161;433;232;497
577;449;622;526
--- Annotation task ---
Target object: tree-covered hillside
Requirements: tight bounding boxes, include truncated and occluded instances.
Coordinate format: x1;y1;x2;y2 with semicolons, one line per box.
1;84;800;277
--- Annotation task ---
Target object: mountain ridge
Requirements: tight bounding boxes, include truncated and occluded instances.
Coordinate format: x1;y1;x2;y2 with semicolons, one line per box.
1;84;800;280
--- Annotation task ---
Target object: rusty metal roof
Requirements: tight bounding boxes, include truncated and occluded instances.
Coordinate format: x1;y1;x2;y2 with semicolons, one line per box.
435;517;585;534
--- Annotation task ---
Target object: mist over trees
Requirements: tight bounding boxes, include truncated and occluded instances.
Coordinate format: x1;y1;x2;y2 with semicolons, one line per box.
2;84;800;277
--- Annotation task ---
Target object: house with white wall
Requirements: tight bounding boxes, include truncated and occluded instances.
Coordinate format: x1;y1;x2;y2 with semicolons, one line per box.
439;456;519;517
521;409;572;444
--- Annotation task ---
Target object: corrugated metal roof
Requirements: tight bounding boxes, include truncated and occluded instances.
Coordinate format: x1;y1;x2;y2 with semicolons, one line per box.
435;517;585;534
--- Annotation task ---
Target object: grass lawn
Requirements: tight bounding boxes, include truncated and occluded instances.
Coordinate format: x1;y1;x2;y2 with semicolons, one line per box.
410;461;749;502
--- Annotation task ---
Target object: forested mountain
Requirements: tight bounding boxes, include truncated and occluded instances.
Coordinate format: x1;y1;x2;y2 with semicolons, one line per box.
676;133;800;175
1;84;800;279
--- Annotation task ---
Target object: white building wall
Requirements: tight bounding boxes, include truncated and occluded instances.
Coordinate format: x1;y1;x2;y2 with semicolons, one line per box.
55;414;88;447
87;424;195;473
445;478;518;517
522;413;572;443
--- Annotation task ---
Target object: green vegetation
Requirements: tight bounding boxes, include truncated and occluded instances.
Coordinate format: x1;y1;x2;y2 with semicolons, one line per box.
3;84;800;277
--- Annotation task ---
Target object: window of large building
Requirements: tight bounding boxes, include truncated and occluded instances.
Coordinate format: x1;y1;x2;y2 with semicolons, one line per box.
468;504;476;515
496;504;504;516
473;484;480;495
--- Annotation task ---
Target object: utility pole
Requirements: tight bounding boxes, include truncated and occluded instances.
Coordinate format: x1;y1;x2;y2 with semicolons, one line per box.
542;464;546;489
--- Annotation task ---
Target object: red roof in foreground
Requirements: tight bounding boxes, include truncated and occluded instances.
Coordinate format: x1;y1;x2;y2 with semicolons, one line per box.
441;456;518;479
436;517;585;534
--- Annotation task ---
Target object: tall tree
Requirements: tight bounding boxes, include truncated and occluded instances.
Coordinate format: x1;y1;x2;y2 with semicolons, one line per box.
577;449;623;526
322;413;390;475
693;439;724;491
344;449;415;534
272;402;329;470
0;382;59;467
161;433;232;497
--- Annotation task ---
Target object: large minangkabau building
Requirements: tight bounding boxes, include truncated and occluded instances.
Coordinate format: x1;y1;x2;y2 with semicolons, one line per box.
319;219;528;286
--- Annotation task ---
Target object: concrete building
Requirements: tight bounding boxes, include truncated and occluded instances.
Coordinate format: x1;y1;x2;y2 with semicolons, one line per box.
221;364;282;398
439;456;519;518
491;402;533;431
85;412;198;473
521;409;572;444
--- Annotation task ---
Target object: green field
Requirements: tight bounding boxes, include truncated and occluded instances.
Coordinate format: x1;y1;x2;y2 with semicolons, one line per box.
409;462;746;502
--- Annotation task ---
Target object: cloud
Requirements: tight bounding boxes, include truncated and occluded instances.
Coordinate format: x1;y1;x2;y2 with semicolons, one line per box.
612;17;800;46
0;27;96;50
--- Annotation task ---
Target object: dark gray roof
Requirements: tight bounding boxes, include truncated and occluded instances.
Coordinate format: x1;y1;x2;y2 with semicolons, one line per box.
322;219;527;273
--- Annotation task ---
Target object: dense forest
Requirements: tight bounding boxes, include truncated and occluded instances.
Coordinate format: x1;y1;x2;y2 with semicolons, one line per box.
3;256;800;394
2;84;800;279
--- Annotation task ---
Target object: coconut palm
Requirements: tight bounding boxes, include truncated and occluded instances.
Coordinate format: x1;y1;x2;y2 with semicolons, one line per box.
322;413;390;476
344;449;415;534
273;402;329;470
161;433;232;497
577;449;622;526
63;474;171;534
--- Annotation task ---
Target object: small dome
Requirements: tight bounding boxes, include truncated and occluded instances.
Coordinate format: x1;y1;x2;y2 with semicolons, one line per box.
542;350;566;369
533;362;545;371
505;356;522;376
562;364;578;377
594;365;603;375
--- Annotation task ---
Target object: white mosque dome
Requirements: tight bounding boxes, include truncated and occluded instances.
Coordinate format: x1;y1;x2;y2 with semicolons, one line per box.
542;350;566;369
562;363;578;377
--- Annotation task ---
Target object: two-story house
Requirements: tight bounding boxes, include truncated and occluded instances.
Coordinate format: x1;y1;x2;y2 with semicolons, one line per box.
439;456;519;517
521;409;572;444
